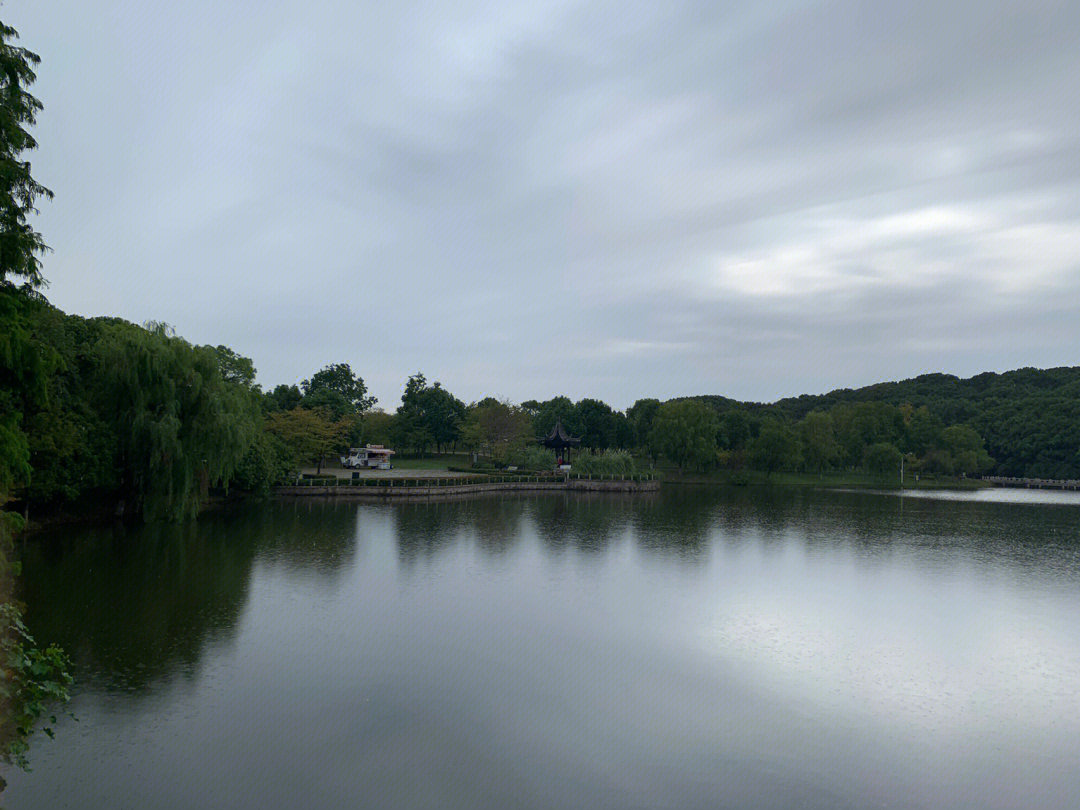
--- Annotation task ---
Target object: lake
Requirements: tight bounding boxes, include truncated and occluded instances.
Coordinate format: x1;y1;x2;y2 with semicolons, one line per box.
5;486;1080;809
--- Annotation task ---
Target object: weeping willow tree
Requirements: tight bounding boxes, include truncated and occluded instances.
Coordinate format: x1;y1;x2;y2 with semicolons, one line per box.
95;322;260;522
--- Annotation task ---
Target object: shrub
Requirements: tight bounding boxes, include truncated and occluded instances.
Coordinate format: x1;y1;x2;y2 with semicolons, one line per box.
504;445;556;470
573;450;635;476
232;432;294;494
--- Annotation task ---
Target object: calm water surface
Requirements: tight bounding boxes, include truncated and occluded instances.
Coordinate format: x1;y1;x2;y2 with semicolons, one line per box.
6;487;1080;809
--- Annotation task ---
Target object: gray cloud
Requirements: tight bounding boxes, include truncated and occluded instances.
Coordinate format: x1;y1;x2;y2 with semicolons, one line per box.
10;0;1080;408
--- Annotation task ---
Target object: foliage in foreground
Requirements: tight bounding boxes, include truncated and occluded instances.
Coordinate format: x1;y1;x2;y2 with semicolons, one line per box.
0;602;73;774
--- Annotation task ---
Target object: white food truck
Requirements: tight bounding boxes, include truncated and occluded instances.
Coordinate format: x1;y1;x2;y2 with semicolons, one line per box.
340;445;395;470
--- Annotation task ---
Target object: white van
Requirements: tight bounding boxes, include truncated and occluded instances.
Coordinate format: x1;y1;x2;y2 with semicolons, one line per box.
340;445;395;470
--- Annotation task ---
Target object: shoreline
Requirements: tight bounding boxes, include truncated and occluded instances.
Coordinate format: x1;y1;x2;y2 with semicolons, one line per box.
9;473;1001;535
659;471;992;491
274;477;661;498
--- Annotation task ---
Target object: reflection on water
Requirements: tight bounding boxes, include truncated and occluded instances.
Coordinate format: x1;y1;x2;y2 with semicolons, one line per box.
895;485;1080;506
6;488;1080;809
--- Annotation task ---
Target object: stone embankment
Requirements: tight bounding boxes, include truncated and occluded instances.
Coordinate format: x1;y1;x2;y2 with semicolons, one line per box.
274;475;659;498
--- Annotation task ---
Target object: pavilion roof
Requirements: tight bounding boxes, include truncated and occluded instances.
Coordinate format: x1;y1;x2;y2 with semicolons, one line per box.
541;420;581;448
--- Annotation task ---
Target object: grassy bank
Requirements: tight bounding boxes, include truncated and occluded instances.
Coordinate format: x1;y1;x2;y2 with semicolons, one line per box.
656;468;991;491
391;453;473;470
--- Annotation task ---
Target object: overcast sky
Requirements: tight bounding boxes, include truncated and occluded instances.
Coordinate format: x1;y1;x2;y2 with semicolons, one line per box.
8;0;1080;409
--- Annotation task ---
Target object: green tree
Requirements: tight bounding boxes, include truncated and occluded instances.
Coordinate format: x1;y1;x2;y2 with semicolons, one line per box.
627;398;660;450
469;399;532;460
0;17;52;499
833;402;904;468
649;400;719;472
214;345;257;390
0;19;72;777
864;442;903;481
21;308;118;505
903;406;943;456
264;406;350;474
95;322;260;521
301;363;375;415
574;398;614;450
0;22;51;289
265;383;302;413
718;410;752;451
750;420;800;477
421;382;466;453
939;425;994;476
230;430;293;494
532;396;582;442
393;373;431;454
391;374;466;454
360;410;395;447
798;411;839;473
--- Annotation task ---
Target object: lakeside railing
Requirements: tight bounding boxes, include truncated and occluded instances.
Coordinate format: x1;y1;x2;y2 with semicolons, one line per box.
287;471;659;488
981;476;1080;490
446;466;657;481
566;472;658;482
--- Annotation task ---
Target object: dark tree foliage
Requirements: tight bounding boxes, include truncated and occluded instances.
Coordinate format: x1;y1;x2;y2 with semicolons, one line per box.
265;383;302;413
531;396;582;442
749;420;801;477
421;383;467;453
627;398;660;449
575;398;621;450
393;373;466;454
903;406;944;456
301;363;375;416
863;442;903;480
214;345;257;390
0;22;51;290
648;399;719;472
464;399;532;460
20;306;120;504
0;22;51;501
799;411;839;473
764;367;1080;478
361;410;395;447
95;322;261;521
678;389;1000;478
230;429;293;495
393;373;431;453
718;410;751;451
0;19;73;778
264;406;350;474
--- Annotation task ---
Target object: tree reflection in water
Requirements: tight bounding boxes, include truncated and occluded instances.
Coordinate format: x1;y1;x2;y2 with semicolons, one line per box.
17;501;359;694
17;488;1079;701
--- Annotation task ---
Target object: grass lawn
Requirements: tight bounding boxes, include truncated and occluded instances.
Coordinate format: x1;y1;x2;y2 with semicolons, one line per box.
391;453;473;470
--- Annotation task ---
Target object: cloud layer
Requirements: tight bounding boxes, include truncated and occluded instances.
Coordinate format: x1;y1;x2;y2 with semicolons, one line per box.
12;0;1080;407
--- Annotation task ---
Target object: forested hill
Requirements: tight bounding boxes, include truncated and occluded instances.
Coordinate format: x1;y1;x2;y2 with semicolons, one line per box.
698;367;1080;479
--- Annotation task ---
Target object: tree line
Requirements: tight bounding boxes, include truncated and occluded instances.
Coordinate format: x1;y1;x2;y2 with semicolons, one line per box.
11;302;1077;532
